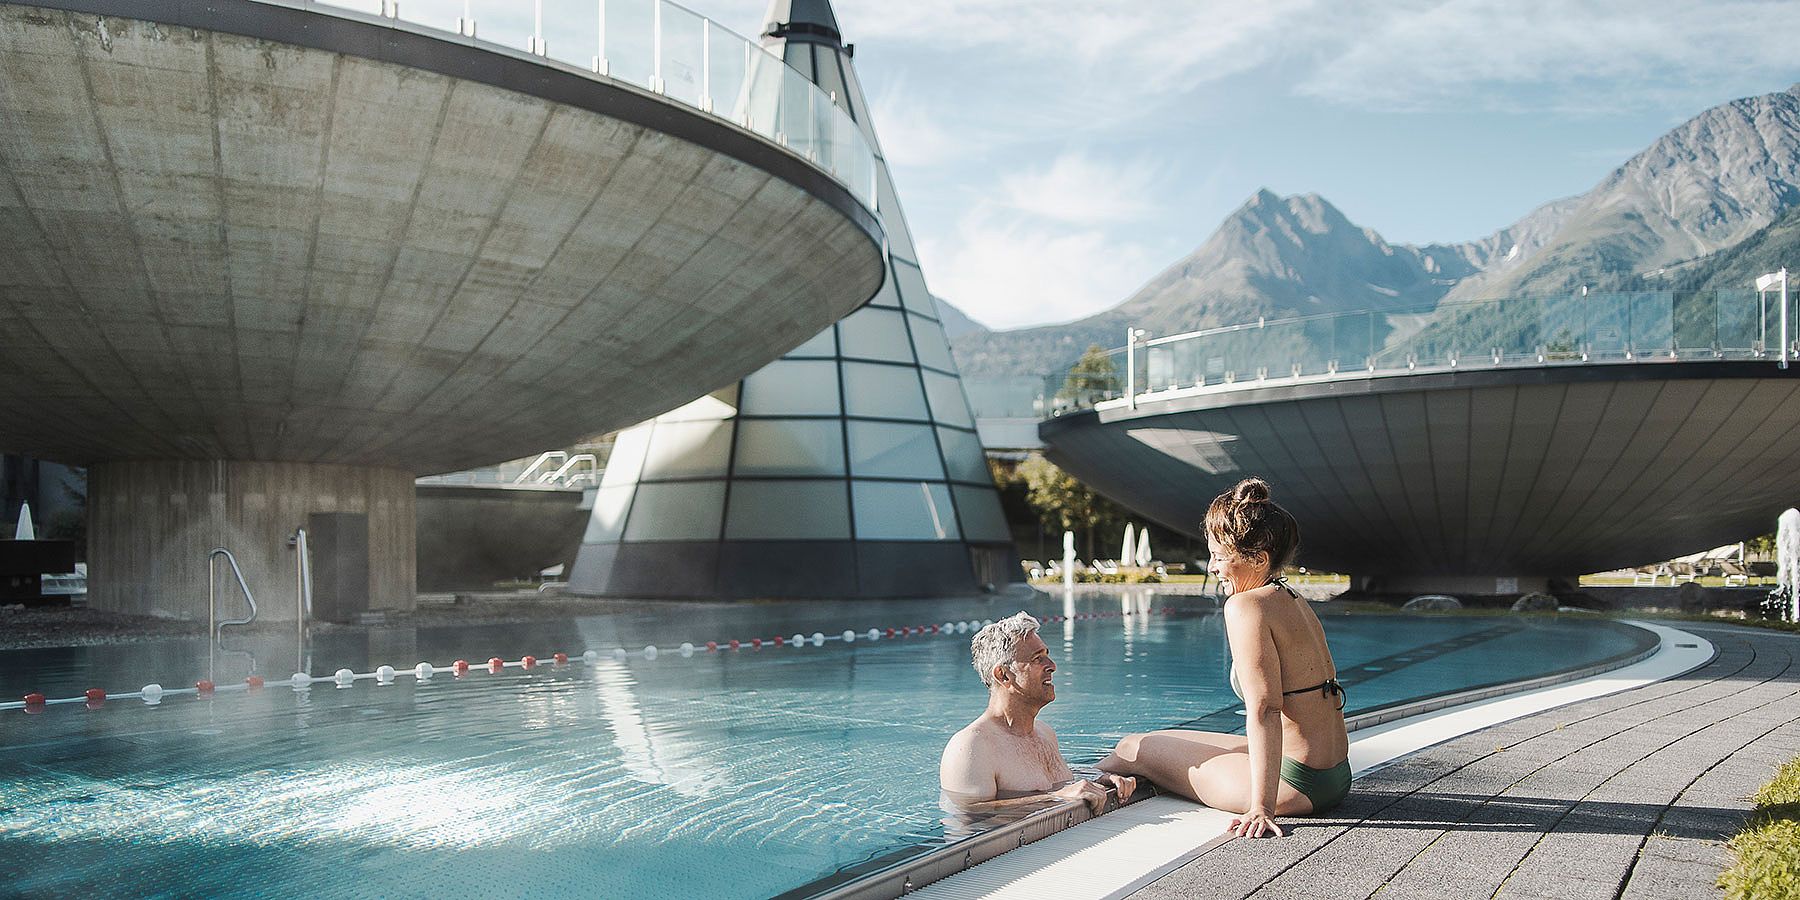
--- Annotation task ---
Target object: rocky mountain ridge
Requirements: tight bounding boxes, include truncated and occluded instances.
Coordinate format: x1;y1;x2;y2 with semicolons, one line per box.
946;83;1800;379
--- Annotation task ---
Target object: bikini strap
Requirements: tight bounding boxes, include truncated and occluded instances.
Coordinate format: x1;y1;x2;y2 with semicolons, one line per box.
1281;678;1347;711
1265;575;1300;599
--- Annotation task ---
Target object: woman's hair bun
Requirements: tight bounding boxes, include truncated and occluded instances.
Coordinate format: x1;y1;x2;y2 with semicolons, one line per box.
1230;477;1270;505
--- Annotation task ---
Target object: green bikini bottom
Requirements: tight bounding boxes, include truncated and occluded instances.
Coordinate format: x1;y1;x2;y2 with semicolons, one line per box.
1280;757;1351;813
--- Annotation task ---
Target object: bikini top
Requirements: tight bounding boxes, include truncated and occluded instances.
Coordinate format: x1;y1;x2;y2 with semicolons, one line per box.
1227;576;1347;711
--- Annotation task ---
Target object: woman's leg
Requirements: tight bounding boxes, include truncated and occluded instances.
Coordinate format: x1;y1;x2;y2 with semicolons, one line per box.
1189;753;1313;816
1097;730;1247;803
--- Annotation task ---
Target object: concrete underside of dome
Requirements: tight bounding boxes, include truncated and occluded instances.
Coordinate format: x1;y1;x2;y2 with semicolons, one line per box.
1042;364;1800;592
0;2;885;618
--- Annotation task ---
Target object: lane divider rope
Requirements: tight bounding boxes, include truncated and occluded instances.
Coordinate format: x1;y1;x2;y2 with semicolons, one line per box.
1;608;1170;715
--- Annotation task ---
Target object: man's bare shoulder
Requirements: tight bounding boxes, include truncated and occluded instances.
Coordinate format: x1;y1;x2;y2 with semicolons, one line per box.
941;717;1002;795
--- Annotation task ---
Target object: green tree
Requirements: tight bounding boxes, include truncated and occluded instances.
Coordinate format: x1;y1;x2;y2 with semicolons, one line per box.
1061;344;1120;406
1016;454;1130;558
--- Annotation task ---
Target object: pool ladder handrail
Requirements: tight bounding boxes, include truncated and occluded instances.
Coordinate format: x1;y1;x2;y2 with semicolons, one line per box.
208;547;258;640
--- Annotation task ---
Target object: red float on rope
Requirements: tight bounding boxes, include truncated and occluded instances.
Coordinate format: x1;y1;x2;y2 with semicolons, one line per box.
84;688;105;704
885;627;896;638
751;638;763;649
521;656;537;669
552;652;568;664
487;657;504;672
930;624;940;634
23;692;45;708
245;675;264;690
195;680;215;696
728;639;741;650
453;659;470;675
705;641;718;652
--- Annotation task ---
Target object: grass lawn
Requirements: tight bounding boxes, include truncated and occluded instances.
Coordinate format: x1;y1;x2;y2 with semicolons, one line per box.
1720;755;1800;900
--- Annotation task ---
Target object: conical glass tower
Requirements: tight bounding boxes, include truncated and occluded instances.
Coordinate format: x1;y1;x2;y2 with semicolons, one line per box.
567;0;1013;598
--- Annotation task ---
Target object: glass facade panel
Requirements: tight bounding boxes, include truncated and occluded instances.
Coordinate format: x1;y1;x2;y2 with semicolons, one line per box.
741;360;840;415
922;370;974;428
952;485;1012;543
841;362;928;420
741;45;786;141
780;66;816;158
937;427;990;483
892;258;935;315
852;481;959;541
599;422;653;486
658;2;705;106
876;168;916;261
734;419;845;476
622;481;725;541
838;307;915;363
725;481;850;539
602;0;655;89
399;0;460;34
584;484;635;543
785;326;836;358
708;21;749;121
654;387;737;422
847;421;944;479
866;265;901;308
639;419;732;479
908;312;956;372
541;0;600;71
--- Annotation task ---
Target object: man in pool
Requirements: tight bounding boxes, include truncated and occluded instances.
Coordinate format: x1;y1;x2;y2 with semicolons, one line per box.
939;612;1136;815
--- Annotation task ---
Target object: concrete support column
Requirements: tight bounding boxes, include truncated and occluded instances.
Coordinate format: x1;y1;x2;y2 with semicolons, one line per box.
87;461;416;620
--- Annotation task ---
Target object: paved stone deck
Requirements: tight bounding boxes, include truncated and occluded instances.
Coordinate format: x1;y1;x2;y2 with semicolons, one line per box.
1134;622;1800;900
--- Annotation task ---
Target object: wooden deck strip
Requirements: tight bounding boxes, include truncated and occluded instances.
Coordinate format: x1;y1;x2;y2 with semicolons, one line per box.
1132;623;1800;900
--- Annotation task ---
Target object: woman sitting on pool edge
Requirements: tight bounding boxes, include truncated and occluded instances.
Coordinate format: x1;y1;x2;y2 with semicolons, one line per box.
1097;477;1349;838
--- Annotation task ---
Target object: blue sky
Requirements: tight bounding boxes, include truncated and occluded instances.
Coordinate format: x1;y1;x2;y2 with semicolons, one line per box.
423;0;1800;330
710;0;1800;330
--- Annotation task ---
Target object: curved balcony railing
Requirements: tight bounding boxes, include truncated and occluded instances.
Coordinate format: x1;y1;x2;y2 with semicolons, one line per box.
1079;288;1795;411
966;290;1797;425
267;0;877;208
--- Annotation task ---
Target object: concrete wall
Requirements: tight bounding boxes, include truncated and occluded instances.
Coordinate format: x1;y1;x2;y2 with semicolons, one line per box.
88;461;414;619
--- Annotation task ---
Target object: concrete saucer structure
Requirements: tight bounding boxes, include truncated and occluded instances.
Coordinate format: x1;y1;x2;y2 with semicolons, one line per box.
1042;291;1800;595
0;1;885;617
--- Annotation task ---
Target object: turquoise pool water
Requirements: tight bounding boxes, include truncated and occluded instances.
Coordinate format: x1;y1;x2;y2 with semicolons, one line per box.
0;591;1651;899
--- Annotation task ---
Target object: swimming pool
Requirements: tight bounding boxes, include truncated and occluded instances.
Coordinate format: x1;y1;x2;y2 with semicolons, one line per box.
0;591;1654;899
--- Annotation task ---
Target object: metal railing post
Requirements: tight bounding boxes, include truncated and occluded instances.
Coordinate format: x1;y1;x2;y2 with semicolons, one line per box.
652;0;663;92
1783;268;1791;370
292;528;312;667
1125;327;1136;409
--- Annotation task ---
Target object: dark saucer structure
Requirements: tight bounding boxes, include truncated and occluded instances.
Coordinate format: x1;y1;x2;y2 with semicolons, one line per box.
1042;296;1800;595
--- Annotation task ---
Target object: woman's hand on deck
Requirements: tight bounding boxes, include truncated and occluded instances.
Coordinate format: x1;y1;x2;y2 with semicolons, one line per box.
1229;806;1284;838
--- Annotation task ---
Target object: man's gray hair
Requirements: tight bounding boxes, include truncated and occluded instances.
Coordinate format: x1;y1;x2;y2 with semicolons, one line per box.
971;611;1041;687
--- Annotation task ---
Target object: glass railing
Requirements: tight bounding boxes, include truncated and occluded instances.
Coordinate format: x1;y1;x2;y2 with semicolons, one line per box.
271;0;877;208
1092;289;1795;405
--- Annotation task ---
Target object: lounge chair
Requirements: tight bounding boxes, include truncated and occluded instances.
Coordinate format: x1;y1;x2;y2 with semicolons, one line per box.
1719;560;1751;587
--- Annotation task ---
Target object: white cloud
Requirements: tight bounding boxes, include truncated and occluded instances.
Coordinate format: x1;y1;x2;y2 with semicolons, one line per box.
918;208;1158;330
1298;0;1800;113
863;80;968;169
997;151;1166;224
